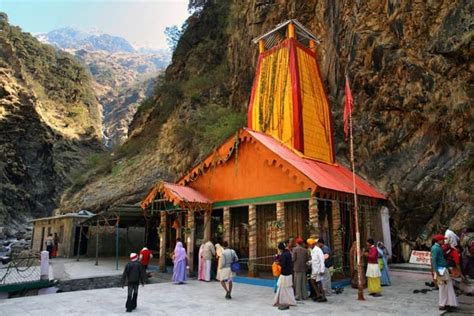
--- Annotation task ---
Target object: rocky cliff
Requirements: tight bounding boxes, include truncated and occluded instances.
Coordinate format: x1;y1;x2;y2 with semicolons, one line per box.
60;1;472;260
73;49;162;147
0;14;103;229
39;28;170;147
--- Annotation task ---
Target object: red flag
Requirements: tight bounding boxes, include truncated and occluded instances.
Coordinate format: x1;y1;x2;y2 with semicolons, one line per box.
344;77;354;141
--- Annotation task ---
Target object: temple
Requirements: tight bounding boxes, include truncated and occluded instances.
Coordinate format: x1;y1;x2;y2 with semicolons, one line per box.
140;20;389;277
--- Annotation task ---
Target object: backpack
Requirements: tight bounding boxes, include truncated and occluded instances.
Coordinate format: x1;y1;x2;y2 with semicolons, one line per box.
442;245;457;268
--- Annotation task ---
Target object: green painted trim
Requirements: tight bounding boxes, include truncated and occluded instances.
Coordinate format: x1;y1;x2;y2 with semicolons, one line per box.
212;191;311;208
0;280;52;292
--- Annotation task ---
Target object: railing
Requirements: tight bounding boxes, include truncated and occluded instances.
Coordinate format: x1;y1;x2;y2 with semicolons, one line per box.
0;252;41;286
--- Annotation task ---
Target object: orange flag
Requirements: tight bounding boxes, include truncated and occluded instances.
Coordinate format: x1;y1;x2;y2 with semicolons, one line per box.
344;76;354;141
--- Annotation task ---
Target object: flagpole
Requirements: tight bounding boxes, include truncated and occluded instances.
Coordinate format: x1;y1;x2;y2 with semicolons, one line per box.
349;97;365;301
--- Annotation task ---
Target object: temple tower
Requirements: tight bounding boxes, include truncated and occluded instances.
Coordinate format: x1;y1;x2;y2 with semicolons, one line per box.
248;20;335;164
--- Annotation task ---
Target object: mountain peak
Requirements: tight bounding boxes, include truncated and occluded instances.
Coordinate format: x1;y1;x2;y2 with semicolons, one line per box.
37;28;136;53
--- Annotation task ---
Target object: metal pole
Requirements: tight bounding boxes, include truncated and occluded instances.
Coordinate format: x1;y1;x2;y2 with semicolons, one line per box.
115;221;119;271
349;103;365;301
76;224;83;262
126;227;129;256
95;218;99;266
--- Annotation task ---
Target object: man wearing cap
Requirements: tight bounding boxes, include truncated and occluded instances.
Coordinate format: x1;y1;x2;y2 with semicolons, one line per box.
432;234;458;311
307;238;327;302
122;252;147;312
292;237;309;300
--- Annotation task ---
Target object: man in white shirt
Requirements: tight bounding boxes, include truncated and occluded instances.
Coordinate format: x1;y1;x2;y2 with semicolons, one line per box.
307;238;327;302
202;239;215;281
444;226;459;248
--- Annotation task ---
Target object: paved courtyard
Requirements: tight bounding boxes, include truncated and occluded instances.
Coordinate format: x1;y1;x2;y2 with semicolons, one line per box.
1;270;467;315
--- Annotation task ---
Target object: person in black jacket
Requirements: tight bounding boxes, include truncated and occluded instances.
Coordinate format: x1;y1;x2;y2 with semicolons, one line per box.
273;242;297;310
122;252;147;312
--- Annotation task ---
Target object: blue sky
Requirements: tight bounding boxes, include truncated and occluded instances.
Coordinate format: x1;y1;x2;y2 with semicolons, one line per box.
0;0;190;50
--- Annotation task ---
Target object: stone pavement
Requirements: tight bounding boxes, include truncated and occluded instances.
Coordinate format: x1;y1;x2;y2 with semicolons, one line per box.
2;270;467;315
50;257;130;280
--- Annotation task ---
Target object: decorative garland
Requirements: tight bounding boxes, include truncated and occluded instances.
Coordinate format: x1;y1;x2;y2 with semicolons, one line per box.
271;220;284;229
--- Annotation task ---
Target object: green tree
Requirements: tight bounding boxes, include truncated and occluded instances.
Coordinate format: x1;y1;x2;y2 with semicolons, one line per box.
164;25;182;51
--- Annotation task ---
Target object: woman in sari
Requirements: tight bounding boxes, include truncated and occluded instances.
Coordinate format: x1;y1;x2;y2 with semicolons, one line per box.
172;242;187;284
198;243;205;281
365;238;382;296
377;241;391;286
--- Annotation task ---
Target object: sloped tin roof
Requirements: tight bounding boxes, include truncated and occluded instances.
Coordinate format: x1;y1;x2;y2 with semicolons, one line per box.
162;182;212;205
140;181;212;209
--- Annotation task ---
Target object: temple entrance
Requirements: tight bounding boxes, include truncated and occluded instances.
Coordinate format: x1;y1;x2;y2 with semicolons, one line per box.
340;201;353;273
211;209;223;242
318;200;333;248
230;206;249;261
73;226;88;256
256;204;277;272
284;201;309;239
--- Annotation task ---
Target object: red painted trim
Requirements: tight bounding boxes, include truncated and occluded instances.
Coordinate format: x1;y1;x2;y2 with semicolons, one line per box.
247;54;263;128
312;48;336;163
294;40;317;59
261;39;289;58
288;38;304;152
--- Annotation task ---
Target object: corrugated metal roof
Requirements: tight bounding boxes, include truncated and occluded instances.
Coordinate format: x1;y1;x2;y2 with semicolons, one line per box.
162;182;212;205
140;181;212;209
247;129;385;199
252;19;321;45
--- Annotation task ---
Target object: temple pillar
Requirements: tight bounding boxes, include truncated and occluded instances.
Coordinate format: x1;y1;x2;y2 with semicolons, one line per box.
248;204;257;277
276;202;286;241
159;211;167;272
332;202;342;252
309;196;320;238
204;210;211;242
309;39;316;53
223;207;231;243
380;206;392;259
258;39;265;54
186;210;195;274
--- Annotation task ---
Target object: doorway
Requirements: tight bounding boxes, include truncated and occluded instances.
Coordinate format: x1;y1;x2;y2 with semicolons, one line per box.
73;226;89;256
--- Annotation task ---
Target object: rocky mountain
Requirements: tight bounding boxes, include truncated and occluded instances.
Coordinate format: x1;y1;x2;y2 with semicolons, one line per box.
37;27;135;53
0;13;103;229
60;1;472;261
72;50;161;146
38;28;169;147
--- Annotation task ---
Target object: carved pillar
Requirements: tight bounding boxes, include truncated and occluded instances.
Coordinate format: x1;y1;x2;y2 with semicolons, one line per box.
276;202;286;241
186;210;195;274
223;207;231;243
204;210;211;242
159;211;167;272
309;196;320;238
248;204;257;277
331;202;342;253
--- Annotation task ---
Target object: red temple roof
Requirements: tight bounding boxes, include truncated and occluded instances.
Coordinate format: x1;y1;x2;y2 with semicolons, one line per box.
247;129;385;199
